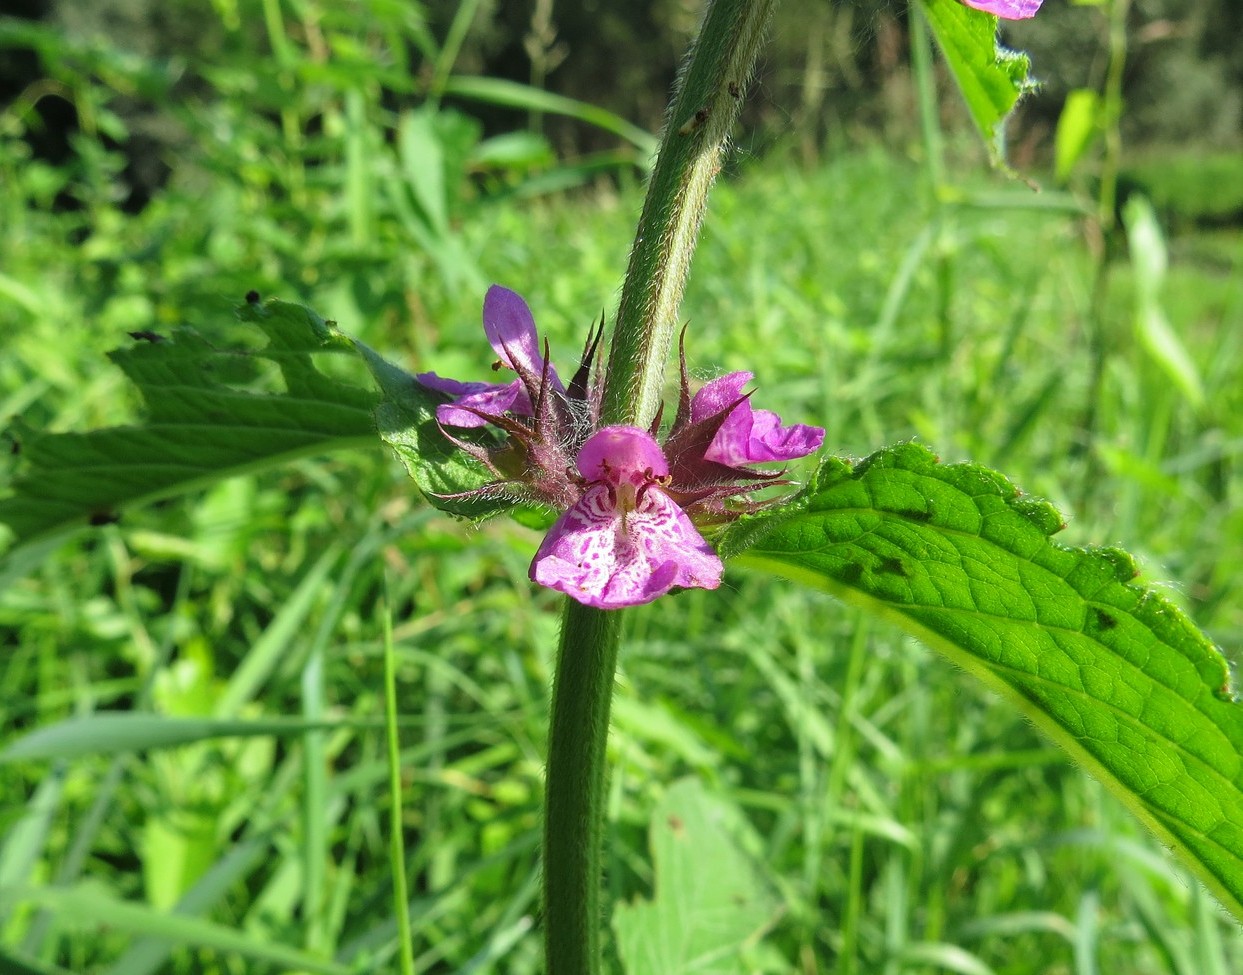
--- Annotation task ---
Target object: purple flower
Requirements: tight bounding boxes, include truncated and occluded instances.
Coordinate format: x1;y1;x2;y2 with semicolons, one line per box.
415;288;824;609
417;286;566;428
530;426;723;608
416;285;601;512
961;0;1042;19
660;352;825;521
690;371;825;466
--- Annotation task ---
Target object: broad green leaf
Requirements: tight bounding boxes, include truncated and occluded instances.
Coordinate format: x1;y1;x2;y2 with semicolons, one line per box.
722;443;1243;922
613;779;779;974
1123;195;1205;409
0;299;378;548
919;0;1038;161
1054;88;1102;182
354;341;526;520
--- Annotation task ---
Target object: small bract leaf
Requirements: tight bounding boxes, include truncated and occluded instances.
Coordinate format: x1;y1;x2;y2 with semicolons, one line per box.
723;443;1243;922
919;0;1040;163
354;341;524;520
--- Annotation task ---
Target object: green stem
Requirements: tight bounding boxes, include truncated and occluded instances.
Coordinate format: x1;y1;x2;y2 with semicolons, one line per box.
543;603;622;972
1097;0;1131;235
542;2;779;972
1079;0;1131;471
382;583;416;975
601;0;780;428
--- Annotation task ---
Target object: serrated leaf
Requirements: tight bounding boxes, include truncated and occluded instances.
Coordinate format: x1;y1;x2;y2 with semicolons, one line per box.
613;779;779;974
353;341;523;520
0;300;380;548
919;0;1038;161
723;442;1243;921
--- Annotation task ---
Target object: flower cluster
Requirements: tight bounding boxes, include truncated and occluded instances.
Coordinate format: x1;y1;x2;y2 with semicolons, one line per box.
418;286;824;609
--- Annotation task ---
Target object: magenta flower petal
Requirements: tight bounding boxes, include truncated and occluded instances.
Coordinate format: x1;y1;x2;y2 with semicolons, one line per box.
577;425;669;481
416;285;567;426
415;372;528;427
961;0;1042;19
708;401;825;465
689;371;752;425
530;483;722;608
483;285;560;389
690;371;825;466
529;426;723;608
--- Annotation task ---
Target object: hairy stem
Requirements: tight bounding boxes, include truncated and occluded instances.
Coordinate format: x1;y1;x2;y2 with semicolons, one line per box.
601;0;779;428
542;2;779;973
543;603;622;972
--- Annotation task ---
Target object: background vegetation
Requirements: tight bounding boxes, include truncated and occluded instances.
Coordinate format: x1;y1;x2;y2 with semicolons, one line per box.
1;0;1241;972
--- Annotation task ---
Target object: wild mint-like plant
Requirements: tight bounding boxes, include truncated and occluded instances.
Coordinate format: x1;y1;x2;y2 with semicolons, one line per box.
2;0;1241;971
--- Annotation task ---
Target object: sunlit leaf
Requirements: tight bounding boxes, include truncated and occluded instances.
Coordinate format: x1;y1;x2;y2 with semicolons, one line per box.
354;341;523;520
0;299;377;549
1054;88;1102;182
1123;195;1205;409
919;0;1039;161
723;442;1243;922
0;714;363;763
441;75;658;158
613;779;779;974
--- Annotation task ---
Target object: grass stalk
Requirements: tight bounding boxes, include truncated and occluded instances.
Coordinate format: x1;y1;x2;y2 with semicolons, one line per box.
382;585;416;975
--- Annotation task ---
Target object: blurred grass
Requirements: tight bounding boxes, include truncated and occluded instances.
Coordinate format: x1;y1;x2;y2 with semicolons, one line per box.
2;76;1242;975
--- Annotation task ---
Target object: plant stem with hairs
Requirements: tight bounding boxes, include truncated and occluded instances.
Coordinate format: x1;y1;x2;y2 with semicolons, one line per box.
541;2;780;971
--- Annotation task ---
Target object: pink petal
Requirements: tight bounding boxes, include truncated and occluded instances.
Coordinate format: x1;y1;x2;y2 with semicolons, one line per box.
577;426;669;483
439;384;530;427
689;372;752;425
416;287;566;427
708;402;825;466
483;285;545;376
690;372;825;466
530;483;722;608
417;372;529;427
961;0;1042;19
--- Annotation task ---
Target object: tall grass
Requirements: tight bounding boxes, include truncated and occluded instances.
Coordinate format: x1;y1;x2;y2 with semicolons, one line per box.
2;2;1242;962
2;144;1240;971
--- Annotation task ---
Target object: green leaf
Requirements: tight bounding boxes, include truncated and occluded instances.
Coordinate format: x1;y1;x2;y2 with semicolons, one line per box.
1054;88;1102;182
613;779;779;974
919;0;1039;161
0;945;77;975
0;299;378;548
723;443;1243;922
441;75;658;159
0;884;354;975
353;341;523;520
1123;195;1205;409
0;714;370;763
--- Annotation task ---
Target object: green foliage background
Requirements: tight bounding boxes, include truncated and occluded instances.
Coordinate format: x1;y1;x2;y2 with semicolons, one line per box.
1;0;1242;972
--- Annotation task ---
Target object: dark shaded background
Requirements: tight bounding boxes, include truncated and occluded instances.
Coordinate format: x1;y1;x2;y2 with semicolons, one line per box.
3;0;1240;213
